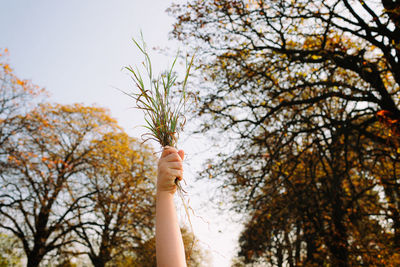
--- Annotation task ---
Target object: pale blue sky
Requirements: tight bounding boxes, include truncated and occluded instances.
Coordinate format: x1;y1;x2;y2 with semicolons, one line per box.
0;0;178;135
1;1;241;266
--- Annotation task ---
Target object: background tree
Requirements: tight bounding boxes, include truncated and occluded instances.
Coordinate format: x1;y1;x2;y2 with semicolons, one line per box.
73;132;157;267
0;51;207;266
0;103;119;267
0;48;45;156
0;48;42;267
170;0;400;265
237;126;392;266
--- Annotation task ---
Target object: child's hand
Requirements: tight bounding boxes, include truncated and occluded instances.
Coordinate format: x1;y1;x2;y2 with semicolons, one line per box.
157;146;185;194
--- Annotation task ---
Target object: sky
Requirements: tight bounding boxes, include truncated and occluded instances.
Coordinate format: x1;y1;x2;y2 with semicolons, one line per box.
0;1;242;266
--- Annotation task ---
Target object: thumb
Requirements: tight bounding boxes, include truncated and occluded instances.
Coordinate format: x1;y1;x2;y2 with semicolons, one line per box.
178;150;185;161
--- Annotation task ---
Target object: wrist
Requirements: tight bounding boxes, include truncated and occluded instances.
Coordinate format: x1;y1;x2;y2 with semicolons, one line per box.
157;176;177;195
156;189;175;198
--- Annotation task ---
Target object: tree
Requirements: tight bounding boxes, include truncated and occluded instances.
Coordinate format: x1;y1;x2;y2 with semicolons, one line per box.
73;132;157;267
0;103;119;267
0;48;46;155
236;128;393;266
170;0;400;265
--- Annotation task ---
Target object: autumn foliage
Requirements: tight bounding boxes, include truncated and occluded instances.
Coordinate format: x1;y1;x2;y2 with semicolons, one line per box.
0;51;206;266
170;0;400;266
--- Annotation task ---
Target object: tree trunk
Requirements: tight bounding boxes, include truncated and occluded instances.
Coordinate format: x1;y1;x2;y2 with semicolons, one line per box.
382;182;400;249
328;176;349;267
26;252;44;267
90;255;106;267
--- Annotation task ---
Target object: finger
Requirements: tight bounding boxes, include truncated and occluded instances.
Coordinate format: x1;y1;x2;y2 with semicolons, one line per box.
165;152;182;162
168;169;183;180
161;146;178;158
168;162;183;170
178;150;185;161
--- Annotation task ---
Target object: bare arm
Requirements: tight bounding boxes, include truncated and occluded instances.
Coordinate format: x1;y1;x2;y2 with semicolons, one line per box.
156;146;187;267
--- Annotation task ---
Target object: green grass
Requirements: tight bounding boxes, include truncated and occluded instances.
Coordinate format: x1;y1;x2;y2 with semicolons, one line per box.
124;34;195;195
124;34;194;149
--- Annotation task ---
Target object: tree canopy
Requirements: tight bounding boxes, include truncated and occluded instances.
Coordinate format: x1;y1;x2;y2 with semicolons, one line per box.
170;0;400;265
0;48;45;157
74;132;157;267
0;51;209;266
0;103;120;267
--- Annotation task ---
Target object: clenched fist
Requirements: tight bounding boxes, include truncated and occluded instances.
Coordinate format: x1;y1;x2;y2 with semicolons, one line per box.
157;146;184;194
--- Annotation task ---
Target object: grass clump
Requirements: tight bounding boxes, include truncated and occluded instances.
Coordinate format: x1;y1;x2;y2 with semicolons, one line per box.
124;33;194;189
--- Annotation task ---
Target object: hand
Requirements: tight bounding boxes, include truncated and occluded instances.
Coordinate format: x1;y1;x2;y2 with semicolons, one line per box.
157;146;185;194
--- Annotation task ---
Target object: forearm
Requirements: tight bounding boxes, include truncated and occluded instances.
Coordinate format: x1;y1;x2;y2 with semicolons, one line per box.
156;191;187;267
